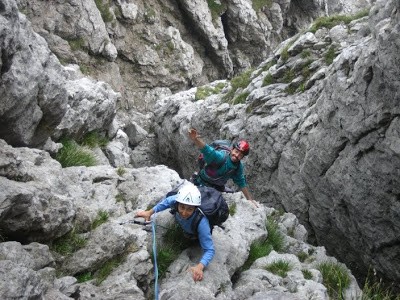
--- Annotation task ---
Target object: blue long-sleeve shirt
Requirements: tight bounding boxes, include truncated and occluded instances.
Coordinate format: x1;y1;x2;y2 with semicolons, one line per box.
199;144;247;188
153;195;215;267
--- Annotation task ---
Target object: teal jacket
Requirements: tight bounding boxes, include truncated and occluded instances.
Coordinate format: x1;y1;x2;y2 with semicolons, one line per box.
198;144;247;188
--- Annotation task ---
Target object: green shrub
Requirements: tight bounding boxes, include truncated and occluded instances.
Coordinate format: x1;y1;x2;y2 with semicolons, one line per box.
317;261;351;299
55;138;97;168
265;260;292;277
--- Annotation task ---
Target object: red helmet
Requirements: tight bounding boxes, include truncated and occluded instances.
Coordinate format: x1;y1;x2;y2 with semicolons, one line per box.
234;140;250;156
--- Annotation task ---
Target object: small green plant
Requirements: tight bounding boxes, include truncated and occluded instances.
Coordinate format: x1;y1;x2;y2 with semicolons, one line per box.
116;166;126;176
325;46;337;65
242;217;284;270
280;45;290;62
207;0;225;20
301;49;312;58
94;0;113;23
95;255;124;285
309;9;369;33
232;92;250;105
55;139;97;168
229;202;237;216
361;270;400;300
252;0;273;11
115;193;125;203
265;260;292;277
91;210;109;230
80;131;109;149
195;86;215;100
297;251;309;263
223;69;253;103
265;218;284;252
76;272;93;283
144;6;156;23
195;83;226;101
282;68;296;83
68;37;86;52
156;246;176;279
262;73;275;87
51;228;87;256
317;261;351;299
284;85;297;95
156;223;194;279
302;269;313;280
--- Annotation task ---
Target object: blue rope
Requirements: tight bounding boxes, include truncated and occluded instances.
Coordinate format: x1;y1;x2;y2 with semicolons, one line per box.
151;215;159;300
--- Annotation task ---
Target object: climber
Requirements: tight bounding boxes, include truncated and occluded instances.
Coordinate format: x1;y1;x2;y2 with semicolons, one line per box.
188;128;258;207
135;183;214;282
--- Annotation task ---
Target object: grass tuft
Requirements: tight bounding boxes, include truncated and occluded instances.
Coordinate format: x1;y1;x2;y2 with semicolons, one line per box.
361;270;400;300
94;0;113;23
265;260;292;277
302;269;313;280
317;261;351;299
229;202;237;216
241;217;284;270
309;9;370;33
155;223;194;279
91;210;109;230
80;131;109;149
223;69;253;103
55;138;97;168
252;0;273;11
51;228;87;256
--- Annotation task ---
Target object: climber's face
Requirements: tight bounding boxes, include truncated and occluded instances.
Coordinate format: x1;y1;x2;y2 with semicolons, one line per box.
177;203;196;219
230;148;244;163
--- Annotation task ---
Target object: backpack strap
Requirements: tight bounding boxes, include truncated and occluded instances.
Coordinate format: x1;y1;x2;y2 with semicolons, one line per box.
190;208;209;234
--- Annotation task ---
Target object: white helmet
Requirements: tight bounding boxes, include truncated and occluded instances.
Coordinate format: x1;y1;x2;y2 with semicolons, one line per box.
176;184;201;206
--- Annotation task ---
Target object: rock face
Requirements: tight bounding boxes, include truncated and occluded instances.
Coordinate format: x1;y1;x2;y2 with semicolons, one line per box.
15;0;369;113
0;140;362;299
0;1;118;147
2;0;399;297
153;0;400;286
